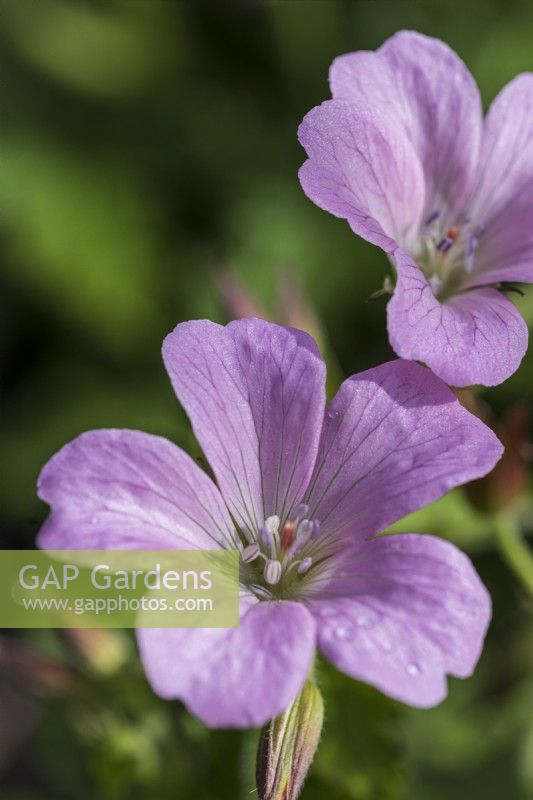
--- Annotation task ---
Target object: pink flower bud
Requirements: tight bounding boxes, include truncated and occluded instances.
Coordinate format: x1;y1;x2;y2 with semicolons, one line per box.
256;680;324;800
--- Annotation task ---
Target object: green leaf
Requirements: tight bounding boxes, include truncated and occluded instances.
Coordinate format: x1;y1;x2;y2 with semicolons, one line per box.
0;138;164;356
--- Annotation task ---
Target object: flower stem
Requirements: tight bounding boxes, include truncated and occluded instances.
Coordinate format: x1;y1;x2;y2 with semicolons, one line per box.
494;512;533;597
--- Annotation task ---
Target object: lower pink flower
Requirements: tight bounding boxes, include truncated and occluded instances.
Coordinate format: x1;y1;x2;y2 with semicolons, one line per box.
38;319;502;727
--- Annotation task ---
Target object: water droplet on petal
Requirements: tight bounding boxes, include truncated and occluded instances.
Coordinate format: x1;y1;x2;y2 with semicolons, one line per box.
335;626;355;642
407;662;421;677
356;614;371;628
327;409;339;420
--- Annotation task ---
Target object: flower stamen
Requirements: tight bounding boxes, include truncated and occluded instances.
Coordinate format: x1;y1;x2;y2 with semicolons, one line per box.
242;543;261;563
297;557;313;575
280;520;296;551
241;508;322;596
416;212;486;296
424;209;441;226
264;559;282;585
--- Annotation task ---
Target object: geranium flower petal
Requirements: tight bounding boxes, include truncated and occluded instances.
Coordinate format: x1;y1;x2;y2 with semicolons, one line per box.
137;598;316;728
310;534;490;708
304;359;502;543
330;30;483;219
37;429;236;550
298;99;425;251
388;249;528;387
162;319;326;534
467;73;533;286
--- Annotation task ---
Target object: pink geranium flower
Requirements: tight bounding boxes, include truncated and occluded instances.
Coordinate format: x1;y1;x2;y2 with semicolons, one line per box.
38;319;501;726
298;31;532;387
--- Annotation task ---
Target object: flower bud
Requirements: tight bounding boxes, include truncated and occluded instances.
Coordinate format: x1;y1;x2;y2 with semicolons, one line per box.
216;266;266;320
256;679;324;800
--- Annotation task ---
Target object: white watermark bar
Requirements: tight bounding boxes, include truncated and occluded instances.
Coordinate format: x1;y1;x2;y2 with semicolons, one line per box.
0;550;239;628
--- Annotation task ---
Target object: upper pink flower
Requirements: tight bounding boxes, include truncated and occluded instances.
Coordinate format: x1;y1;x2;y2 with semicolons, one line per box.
298;30;532;387
37;318;501;727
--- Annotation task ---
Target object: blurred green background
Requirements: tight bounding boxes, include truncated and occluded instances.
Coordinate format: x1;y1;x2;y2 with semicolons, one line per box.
1;1;532;798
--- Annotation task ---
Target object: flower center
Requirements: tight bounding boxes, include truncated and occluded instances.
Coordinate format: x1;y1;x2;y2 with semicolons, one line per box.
412;209;485;299
239;505;321;601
